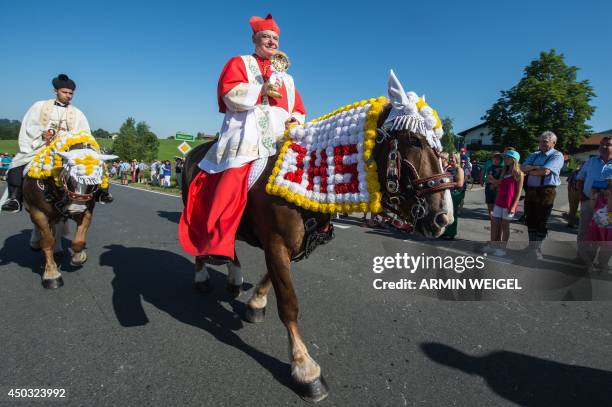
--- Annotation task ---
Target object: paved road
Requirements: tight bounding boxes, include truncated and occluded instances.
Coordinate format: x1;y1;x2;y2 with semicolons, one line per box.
1;182;611;406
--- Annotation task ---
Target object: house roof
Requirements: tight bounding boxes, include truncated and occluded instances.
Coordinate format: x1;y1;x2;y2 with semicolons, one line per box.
457;122;487;136
581;130;612;146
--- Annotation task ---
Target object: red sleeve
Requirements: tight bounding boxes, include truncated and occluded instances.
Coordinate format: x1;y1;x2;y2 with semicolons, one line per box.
293;88;306;116
217;56;248;113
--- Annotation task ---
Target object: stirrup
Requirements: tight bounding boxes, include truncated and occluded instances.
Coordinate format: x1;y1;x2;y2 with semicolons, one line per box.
97;190;114;204
1;198;22;213
201;255;232;266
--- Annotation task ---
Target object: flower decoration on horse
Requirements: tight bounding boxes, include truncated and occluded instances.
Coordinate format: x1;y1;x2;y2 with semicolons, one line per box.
27;130;114;190
267;70;451;225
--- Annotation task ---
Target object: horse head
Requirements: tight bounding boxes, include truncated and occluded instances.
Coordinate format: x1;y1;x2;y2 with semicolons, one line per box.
373;71;454;238
57;147;117;214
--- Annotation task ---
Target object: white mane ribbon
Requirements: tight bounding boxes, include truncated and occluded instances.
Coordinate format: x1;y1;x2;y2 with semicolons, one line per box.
385;69;443;151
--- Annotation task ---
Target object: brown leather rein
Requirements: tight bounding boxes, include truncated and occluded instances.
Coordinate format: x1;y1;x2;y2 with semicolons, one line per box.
58;140;99;204
59;170;98;203
375;126;456;222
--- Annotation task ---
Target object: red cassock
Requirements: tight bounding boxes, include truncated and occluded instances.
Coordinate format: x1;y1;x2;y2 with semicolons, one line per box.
178;55;306;259
217;54;306;114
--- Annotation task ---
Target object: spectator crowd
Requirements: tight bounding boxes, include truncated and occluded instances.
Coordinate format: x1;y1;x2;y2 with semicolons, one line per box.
106;157;185;189
3;130;610;273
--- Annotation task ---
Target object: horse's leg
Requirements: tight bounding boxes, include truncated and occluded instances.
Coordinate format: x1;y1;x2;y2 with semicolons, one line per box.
265;244;329;402
244;272;271;323
226;251;243;298
53;220;65;255
30;226;41;251
70;210;92;267
194;256;211;293
31;211;63;289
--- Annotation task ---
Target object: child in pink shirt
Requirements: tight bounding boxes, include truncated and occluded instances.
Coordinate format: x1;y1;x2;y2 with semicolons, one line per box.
483;150;524;257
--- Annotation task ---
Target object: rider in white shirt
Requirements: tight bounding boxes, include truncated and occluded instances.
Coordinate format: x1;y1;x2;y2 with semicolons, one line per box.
2;74;113;212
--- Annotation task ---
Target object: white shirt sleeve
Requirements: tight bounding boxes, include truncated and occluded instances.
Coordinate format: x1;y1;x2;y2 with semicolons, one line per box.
74;107;91;133
18;101;45;153
223;83;263;112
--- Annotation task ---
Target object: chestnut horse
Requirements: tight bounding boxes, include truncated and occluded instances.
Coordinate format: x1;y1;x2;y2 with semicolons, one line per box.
181;100;454;401
23;142;115;289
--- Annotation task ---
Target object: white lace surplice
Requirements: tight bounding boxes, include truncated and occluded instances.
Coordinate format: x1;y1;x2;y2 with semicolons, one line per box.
199;55;298;174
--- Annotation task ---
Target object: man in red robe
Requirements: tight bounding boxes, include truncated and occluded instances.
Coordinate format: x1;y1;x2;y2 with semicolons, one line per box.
179;14;307;263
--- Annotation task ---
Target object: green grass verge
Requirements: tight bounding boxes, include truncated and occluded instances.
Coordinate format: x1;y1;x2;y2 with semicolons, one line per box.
0;139;207;161
109;179;182;196
0;140;19;154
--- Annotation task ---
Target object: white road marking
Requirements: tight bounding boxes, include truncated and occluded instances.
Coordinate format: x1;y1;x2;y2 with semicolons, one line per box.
111;183;354;230
332;224;351;229
110;182;180;198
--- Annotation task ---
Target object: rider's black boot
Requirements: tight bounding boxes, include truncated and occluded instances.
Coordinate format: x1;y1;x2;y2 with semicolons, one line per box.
96;188;114;204
1;184;22;213
2;167;24;213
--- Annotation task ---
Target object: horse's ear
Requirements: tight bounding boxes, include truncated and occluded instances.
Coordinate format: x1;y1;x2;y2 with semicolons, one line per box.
388;69;410;111
99;154;119;162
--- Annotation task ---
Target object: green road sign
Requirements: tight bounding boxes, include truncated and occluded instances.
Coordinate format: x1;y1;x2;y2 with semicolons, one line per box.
175;132;194;141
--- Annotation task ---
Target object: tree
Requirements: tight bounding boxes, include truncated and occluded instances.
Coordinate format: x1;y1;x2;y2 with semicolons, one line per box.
441;117;456;153
483;49;595;155
112;118;160;161
92;128;111;139
0;119;21;140
135;121;159;162
112;118;138;161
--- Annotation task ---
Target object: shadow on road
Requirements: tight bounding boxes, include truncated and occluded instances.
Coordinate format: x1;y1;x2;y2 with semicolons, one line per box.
459;207;491;221
0;228;85;276
157;210;181;224
421;342;612;406
0;229;41;273
99;244;293;391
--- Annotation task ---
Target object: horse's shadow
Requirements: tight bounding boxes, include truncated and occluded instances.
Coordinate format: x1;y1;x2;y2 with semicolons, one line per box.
99;244;292;390
0;229;74;276
0;229;40;272
157;210;181;224
421;342;612;406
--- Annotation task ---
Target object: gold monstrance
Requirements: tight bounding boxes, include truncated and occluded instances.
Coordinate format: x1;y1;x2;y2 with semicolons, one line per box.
267;51;290;98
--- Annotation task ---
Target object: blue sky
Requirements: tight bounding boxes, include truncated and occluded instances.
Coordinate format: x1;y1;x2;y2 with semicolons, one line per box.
1;0;610;137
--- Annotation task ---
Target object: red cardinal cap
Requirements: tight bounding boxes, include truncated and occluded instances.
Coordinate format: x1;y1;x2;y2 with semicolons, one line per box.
249;13;280;35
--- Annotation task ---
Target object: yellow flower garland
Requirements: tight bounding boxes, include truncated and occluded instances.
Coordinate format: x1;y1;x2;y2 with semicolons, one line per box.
266;96;387;214
27;130;108;188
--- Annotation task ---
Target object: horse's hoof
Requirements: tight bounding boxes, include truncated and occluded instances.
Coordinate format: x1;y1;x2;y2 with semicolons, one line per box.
226;283;242;298
194;280;212;294
70;252;88;267
244;306;265;323
42;277;64;289
295;375;330;403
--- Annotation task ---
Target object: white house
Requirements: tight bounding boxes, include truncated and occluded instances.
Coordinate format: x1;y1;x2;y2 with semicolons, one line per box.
457;123;495;147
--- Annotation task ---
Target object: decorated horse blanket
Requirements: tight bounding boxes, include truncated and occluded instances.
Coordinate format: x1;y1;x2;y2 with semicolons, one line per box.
266;97;389;214
26;130;109;189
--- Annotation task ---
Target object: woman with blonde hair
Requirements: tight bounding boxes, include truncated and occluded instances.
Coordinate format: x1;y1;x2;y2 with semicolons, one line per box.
483;150;524;256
